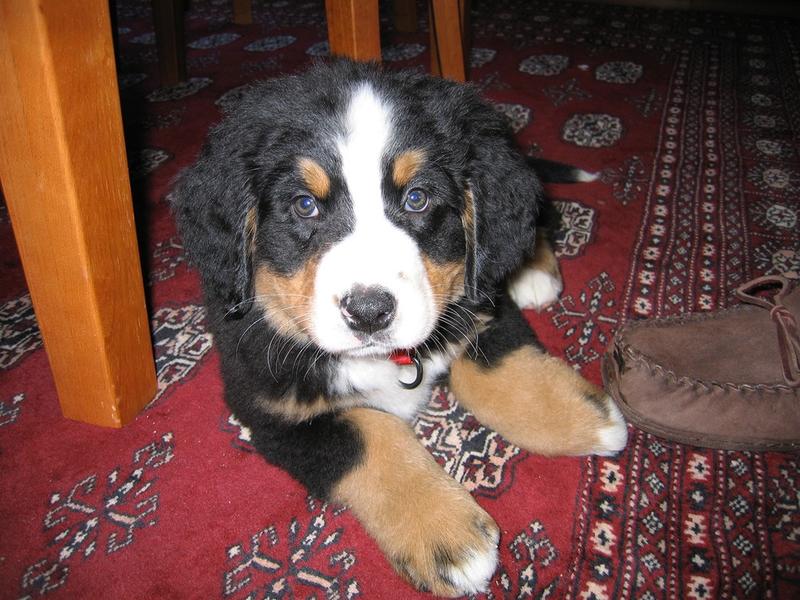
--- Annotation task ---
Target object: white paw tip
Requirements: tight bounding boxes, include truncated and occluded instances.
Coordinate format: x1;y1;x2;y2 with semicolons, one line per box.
595;398;628;456
446;544;499;596
575;169;600;182
508;269;563;310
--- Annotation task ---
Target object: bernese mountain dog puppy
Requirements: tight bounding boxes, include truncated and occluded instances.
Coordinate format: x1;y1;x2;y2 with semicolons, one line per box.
173;59;627;597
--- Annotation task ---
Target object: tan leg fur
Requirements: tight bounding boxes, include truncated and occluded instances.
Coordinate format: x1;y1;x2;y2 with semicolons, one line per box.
333;407;500;597
450;346;627;456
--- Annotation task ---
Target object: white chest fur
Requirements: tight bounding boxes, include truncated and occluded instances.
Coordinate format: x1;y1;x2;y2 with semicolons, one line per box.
333;351;453;421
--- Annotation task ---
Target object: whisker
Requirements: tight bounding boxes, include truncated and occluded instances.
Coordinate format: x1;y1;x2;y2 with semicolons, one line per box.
437;308;486;363
216;292;313;325
235;313;271;357
304;346;328;381
264;314;313;378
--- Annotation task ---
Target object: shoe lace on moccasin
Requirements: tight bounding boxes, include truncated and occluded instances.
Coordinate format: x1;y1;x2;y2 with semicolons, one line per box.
735;275;800;388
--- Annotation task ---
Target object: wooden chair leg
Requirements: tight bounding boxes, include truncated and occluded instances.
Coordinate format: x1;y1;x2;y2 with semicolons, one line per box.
325;0;381;61
392;0;418;33
0;0;157;427
152;0;187;86
429;0;469;82
233;0;252;25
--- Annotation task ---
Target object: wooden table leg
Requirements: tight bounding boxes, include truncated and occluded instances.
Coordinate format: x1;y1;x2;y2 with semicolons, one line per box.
152;0;187;86
0;0;157;428
325;0;381;61
430;0;469;82
233;0;253;25
392;0;418;33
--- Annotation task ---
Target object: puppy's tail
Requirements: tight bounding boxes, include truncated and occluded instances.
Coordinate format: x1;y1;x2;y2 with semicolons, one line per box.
528;157;599;184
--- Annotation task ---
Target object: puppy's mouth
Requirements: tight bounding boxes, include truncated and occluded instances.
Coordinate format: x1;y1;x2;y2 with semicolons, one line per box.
340;336;404;359
343;343;390;359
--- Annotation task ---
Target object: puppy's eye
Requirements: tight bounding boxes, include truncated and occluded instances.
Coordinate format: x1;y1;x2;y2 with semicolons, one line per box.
293;194;319;218
403;188;429;213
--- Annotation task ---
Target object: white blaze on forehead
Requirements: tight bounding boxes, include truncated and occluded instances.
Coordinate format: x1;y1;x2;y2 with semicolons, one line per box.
334;83;413;283
337;82;392;226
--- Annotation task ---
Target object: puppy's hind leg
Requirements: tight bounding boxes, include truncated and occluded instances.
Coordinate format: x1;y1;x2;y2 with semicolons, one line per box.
450;297;627;457
507;230;563;311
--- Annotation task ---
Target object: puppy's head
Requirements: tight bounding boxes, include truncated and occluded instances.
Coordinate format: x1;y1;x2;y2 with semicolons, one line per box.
173;60;540;357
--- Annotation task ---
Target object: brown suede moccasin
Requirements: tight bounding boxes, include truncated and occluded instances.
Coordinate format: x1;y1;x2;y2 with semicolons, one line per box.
602;275;800;451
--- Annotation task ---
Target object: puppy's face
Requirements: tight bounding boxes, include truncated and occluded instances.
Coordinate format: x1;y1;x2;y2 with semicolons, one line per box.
175;62;541;357
252;82;468;357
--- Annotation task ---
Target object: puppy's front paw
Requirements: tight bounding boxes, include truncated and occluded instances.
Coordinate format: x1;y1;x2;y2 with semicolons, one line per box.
508;267;563;310
592;396;629;456
393;506;500;597
334;408;499;597
451;348;629;458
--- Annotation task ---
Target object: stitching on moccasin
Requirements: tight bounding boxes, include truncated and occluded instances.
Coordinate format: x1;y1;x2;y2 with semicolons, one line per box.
614;336;799;394
616;304;755;331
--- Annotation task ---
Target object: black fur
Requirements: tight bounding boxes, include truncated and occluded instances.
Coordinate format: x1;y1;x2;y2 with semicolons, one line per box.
465;294;544;368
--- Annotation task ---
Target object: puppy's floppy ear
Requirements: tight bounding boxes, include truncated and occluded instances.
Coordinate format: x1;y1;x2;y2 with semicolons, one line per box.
463;100;542;302
171;130;259;320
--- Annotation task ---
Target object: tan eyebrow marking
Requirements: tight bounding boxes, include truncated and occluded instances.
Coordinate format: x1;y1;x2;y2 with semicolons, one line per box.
392;149;426;188
298;157;330;199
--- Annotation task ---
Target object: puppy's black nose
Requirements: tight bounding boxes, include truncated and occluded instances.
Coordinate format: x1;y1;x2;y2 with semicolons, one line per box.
340;286;396;334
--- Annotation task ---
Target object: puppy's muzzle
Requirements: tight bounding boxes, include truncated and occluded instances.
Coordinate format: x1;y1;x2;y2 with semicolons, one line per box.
340;285;396;335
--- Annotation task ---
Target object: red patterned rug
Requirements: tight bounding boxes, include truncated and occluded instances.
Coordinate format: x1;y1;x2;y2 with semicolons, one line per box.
1;1;799;598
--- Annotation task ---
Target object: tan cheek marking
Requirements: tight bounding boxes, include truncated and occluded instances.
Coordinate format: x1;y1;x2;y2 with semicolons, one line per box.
332;407;498;597
421;256;465;311
254;260;320;338
450;345;611;456
392;149;426;188
298;157;330;199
